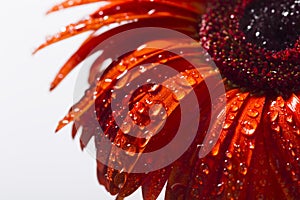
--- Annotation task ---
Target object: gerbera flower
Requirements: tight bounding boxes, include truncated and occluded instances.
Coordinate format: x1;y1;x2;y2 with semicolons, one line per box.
36;0;300;199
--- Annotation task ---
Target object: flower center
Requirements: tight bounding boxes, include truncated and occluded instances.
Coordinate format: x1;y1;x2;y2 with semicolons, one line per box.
199;0;300;96
240;0;300;51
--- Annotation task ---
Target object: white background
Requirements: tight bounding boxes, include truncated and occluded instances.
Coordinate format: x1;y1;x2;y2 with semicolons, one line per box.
0;1;164;199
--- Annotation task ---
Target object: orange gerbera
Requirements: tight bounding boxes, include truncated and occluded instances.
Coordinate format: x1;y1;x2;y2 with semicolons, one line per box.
36;0;300;199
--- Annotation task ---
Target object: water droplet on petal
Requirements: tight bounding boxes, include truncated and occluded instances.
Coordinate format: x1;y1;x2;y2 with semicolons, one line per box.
291;171;299;182
125;144;136;156
173;90;186;101
269;111;279;122
247;109;259;118
248;141;255;149
223;121;232;130
237;95;245;101
239;163;248;175
230;104;239;112
114;172;128;189
241;120;257;136
271;123;281;133
201;163;210;175
228;113;235;120
216;182;224;195
224;159;232;170
254;103;261;108
236;180;244;190
186;76;197;86
148;84;161;93
150;104;163;116
121;121;132;134
117;63;127;72
286;115;293;123
277;97;285;108
225;150;232;158
212;147;219;156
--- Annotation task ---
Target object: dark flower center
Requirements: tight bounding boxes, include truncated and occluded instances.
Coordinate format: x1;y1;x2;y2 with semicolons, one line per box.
240;0;300;51
199;0;300;96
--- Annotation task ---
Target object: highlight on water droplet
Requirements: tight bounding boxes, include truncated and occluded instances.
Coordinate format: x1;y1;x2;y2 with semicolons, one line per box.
239;163;248;175
241;120;257;136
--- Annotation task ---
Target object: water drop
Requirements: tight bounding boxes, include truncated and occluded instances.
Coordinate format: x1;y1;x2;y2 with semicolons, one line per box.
248;141;255;149
239;163;248;175
150;104;163;116
241;120;257;136
247;109;259;118
114;172;128;189
216;182;224;195
172;89;186;101
271;123;281;133
121;121;132;134
236;179;244;190
286;115;293;123
212;147;219;156
224;159;232;170
223;121;232;130
228;113;235;120
269;111;279;122
125;144;136;156
186;76;197;86
277;97;285;108
201;163;210;175
237;95;245;101
225;150;232;158
148;84;161;93
230;104;239;112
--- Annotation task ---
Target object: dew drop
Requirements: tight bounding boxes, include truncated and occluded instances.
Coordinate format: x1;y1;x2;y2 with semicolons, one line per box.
237;95;245;101
286;115;293;123
216;182;224;195
223;120;232;130
247;109;259;118
286;162;292;171
291;171;299;182
277;97;285;108
121;121;132;134
224;159;232;170
125;144;136;156
293;127;300;136
150;104;163;116
225;150;232;158
230;104;239;112
134;102;146;114
114;136;127;147
172;90;186;101
117;63;127;72
148;84;161;93
212;147;219;156
239;163;248;175
254;103;261;108
248;141;255;149
236;180;243;190
114;172;128;189
195;175;203;185
269;111;279;122
201;163;210;175
114;74;129;89
228;113;235;120
186;76;197;86
145;98;153;105
241;120;257;136
271;123;281;133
